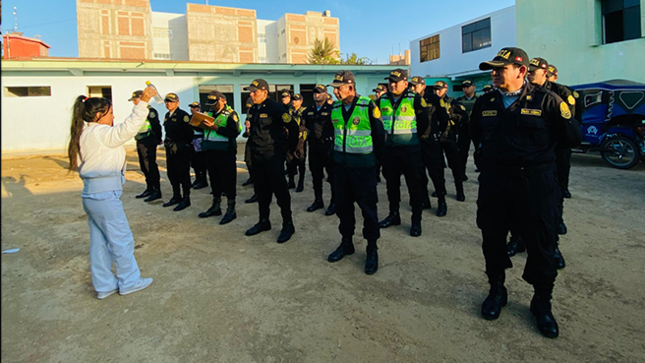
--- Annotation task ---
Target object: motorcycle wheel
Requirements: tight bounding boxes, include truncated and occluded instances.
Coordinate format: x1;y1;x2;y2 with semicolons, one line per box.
600;136;640;169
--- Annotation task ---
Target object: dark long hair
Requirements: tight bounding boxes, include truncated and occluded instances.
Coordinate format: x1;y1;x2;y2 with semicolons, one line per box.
67;96;111;171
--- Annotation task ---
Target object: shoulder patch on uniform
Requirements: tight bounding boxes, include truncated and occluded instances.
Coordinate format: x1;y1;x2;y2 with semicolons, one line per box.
232;113;239;122
573;91;579;98
490;97;496;102
282;113;292;123
560;102;572;120
420;98;428;108
520;108;543;116
373;107;381;119
460;105;466;111
567;95;576;106
149;111;156;118
183;115;190;122
482;110;497;117
439;99;446;108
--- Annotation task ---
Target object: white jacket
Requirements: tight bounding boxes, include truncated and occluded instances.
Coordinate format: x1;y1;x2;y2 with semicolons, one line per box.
78;101;150;195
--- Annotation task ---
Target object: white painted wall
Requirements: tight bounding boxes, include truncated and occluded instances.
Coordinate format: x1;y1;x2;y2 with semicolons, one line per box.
410;6;516;78
257;20;280;63
151;12;189;61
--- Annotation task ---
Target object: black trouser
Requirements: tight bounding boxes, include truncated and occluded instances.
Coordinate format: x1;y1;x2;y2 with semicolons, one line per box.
165;143;192;198
334;164;379;242
287;143;307;182
458;123;471;172
382;149;424;222
440;138;465;190
205;149;237;202
252;151;292;223
309;140;335;203
476;166;559;285
136;141;160;190
555;147;571;225
191;138;208;184
420;139;447;198
244;140;253;181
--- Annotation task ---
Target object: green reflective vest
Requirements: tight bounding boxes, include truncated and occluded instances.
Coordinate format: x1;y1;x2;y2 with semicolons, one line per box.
331;96;375;167
203;106;237;151
380;95;418;146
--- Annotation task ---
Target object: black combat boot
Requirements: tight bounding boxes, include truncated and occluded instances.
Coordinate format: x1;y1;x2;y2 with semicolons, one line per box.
136;188;153;199
481;274;507;320
277;221;295;243
173;196;191;211
530;287;559;338
245;194;258;203
245;219;271;236
553;244;566;269
410;217;422;237
506;235;526;256
199;198;222;218
378;211;401;228
365;242;379;275
307;199;324;212
436;197;447;217
327;237;355;262
162;194;181;208
219;199;237;225
296;177;304;193
144;188;162;202
324;202;336;216
456;183;465;202
287;177;296;189
242;177;253;186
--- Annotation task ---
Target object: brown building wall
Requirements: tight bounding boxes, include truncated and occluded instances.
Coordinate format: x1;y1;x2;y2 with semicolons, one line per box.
77;0;152;60
282;11;340;64
186;4;258;63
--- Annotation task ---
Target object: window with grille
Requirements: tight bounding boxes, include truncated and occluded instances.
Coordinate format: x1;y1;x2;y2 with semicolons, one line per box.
419;35;440;62
462;18;491;53
602;0;641;44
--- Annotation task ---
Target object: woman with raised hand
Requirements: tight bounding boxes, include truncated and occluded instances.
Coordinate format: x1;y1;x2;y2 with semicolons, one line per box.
67;86;156;300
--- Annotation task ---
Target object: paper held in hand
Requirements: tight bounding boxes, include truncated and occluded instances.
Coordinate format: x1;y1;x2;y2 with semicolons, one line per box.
189;112;215;128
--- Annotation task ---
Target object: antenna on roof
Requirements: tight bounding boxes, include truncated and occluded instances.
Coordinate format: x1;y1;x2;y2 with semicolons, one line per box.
13;7;19;32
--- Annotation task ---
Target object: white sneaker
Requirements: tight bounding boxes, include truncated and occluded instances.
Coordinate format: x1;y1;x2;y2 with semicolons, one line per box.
119;277;153;296
97;288;119;300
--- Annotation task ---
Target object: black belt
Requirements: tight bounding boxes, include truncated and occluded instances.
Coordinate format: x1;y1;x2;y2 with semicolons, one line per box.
489;163;552;178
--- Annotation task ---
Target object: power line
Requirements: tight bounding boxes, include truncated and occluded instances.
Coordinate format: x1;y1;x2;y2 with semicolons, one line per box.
15;18;76;30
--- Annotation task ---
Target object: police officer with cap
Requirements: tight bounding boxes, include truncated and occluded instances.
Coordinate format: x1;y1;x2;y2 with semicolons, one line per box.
482;84;494;94
326;70;385;275
242;96;258;202
547;65;558;82
129;90;163;202
188;101;209;190
243;79;299;243
198;91;241;224
303;84;336;215
280;90;293;109
377;69;430;237
471;47;582;338
409;76;450;216
162;93;194;211
456;80;479;180
434;80;468;202
527;57;577;268
287;93;307;192
372;85;387;100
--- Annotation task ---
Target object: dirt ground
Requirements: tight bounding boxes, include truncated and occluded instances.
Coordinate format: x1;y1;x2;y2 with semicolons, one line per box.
1;145;644;363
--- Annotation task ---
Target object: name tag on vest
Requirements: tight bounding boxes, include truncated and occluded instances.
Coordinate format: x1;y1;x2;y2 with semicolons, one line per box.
520;109;542;116
259;113;268;118
482;110;497;117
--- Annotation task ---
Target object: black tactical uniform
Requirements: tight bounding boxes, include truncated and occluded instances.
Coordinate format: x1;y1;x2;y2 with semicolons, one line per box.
190;123;209;190
417;91;450;216
130;90;163;202
244;79;299;243
437;91;468;201
287;98;308;192
377;69;431;237
242;97;257;200
471;47;582;338
303;85;336;215
456;81;479;179
162;96;194;211
197;91;241;224
326;70;385;275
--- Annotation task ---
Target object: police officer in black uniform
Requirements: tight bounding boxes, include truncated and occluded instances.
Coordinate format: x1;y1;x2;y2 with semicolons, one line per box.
197;91;241;224
244;79;299;243
287;93;307;192
325;70;385;275
242;97;258;202
456;80;479;180
377;69;431;237
409;76;450;216
482;84;494;94
373;84;387;100
129;90;163;202
471;47;582;338
434;81;468;202
161;93;194;211
188;101;208;190
304;85;336;215
280;90;293;110
547;64;559;83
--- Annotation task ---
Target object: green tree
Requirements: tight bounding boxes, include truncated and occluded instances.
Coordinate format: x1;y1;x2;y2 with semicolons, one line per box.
341;53;372;65
307;38;340;64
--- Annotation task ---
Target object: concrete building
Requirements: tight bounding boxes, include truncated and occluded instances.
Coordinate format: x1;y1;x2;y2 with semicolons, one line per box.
409;6;515;97
76;0;340;64
516;0;645;86
1;58;399;154
2;33;51;59
389;50;411;66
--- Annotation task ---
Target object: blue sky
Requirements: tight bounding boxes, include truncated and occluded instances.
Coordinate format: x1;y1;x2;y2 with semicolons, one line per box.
2;0;515;63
